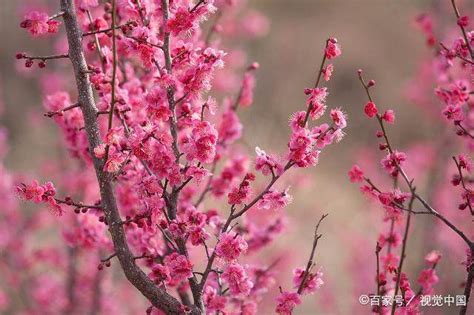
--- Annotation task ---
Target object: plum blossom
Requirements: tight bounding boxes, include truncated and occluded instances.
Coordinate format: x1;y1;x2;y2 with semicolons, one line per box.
182;121;218;164
78;0;99;9
203;286;227;312
20;11;60;36
458;154;473;172
227;173;255;205
163;253;193;283
16;181;62;216
417;268;439;294
381;151;407;176
255;147;283;176
218;108;242;144
221;263;253;296
348;165;364;183
457;16;469;27
330;108;347;129
215;232;248;262
325;38;342;60
364;101;378;118
323;64;334;81
275;291;301;315
104;152;126;173
148;264;171;285
381;109;395;123
425;250;442;265
257;189;292;210
288;128;320;167
293;267;324;294
304;87;327;120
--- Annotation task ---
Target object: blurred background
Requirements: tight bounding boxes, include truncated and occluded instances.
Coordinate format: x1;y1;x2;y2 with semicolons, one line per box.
1;0;471;314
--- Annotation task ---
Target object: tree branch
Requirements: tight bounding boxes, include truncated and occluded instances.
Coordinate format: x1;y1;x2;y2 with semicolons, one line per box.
59;1;189;313
297;213;327;294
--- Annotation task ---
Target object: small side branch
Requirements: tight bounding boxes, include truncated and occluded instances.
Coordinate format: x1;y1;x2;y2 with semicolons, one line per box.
16;53;69;61
297;213;328;294
390;194;415;315
45;103;80;117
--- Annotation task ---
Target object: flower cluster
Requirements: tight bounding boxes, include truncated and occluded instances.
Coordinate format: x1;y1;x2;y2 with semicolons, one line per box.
16;180;62;216
20;11;60;36
12;1;348;314
348;2;474;311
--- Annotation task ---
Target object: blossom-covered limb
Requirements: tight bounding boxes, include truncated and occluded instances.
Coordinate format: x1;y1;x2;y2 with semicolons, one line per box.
358;71;473;248
60;0;188;313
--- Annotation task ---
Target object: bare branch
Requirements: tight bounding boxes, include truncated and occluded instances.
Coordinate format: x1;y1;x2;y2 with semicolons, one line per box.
297;214;327;294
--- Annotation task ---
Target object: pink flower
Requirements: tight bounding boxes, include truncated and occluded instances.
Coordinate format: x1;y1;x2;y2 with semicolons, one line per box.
381;151;407;176
47;20;60;33
104;152;126;173
148;264;171;285
227;173;254;205
293;267;324;294
325;38;341;60
163;253;193;282
442;104;463;121
382;109;395;124
330;108;347;129
215;232;248;262
382;253;399;273
203;286;227;312
425;250;442;265
167;7;196;36
417;268;439;294
185;166;210;183
257;189;292;210
221;263;253;296
16;180;46;203
182;121;218;164
364;102;378;118
188;226;210;246
458;154;473;172
16;181;62;216
323;64;334;81
435;81;470;107
20;11;60;37
93;144;106;159
105;127;124;146
457;16;469;28
378;231;401;249
255;147;283;176
275;291;301;315
218;108;242;144
288;128;319;167
348;165;364;183
304;88;327;120
289;111;307;132
78;0;99;9
46;197;63;216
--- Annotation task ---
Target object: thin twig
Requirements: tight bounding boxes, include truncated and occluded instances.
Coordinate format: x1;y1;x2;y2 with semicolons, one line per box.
18;53;69;60
390;194;415;315
297;214;328;294
44;102;80;117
